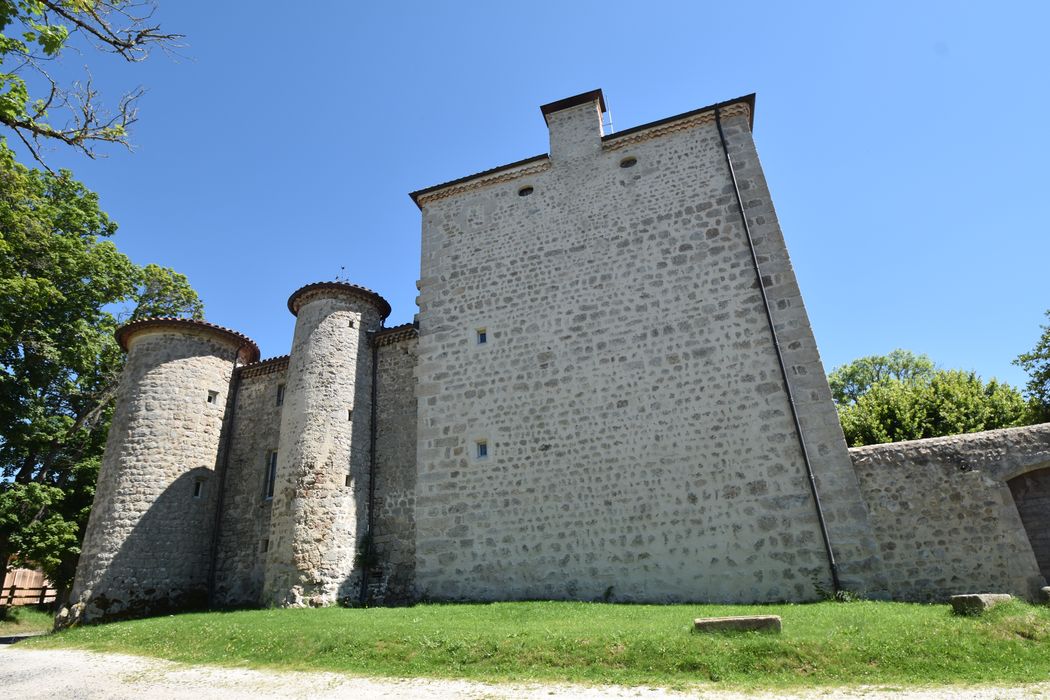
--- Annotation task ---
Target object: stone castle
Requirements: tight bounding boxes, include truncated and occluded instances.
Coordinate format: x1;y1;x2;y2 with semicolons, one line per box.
64;90;1050;624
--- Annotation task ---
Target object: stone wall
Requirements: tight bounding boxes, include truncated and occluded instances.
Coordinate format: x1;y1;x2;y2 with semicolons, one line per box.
263;284;387;607
368;327;419;603
212;356;287;607
850;423;1050;601
65;323;251;623
411;93;883;604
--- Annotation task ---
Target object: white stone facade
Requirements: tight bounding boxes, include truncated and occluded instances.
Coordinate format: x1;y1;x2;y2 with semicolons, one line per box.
64;90;1050;623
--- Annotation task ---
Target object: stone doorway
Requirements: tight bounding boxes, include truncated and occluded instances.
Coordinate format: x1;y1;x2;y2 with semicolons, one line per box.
1008;466;1050;582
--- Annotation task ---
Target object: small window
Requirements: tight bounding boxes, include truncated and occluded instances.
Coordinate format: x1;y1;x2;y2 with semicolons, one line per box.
193;479;205;499
207;390;219;404
476;328;487;345
348;319;355;328
345;474;352;487
275;383;285;407
476;440;488;459
619;156;638;168
264;450;278;500
518;186;534;197
347;408;353;421
260;538;269;553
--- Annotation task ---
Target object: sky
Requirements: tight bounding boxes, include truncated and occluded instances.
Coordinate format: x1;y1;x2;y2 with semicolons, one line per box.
13;1;1049;389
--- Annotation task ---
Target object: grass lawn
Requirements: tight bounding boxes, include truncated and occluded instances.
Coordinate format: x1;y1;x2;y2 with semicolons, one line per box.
22;600;1050;689
0;606;54;635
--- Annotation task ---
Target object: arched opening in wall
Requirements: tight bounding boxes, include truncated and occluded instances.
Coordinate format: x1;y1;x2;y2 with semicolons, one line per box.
1008;466;1050;582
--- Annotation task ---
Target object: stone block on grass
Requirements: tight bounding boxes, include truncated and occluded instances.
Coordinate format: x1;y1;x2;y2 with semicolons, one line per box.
949;593;1012;615
693;615;782;633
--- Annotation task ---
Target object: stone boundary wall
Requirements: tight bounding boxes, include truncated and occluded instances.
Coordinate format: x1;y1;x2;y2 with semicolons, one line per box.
850;423;1050;601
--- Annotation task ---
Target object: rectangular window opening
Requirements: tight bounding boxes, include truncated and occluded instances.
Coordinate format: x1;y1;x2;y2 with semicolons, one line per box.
348;319;355;328
476;328;487;345
207;390;219;404
264;450;278;500
344;474;352;487
276;383;285;407
347;408;353;421
193;479;204;499
260;538;269;553
476;440;488;459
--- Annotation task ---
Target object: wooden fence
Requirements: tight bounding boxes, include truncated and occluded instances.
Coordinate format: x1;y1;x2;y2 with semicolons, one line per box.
2;584;56;606
1;568;56;607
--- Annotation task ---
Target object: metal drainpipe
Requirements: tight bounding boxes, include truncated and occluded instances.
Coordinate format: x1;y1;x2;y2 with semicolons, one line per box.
714;106;841;594
206;350;243;608
358;328;380;605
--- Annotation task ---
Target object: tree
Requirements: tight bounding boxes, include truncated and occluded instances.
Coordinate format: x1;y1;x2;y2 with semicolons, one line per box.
1014;310;1050;423
0;1;179;161
0;138;202;600
830;352;1033;446
828;349;935;405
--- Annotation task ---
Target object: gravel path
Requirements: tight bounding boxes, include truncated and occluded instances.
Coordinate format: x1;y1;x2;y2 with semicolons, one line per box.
2;646;1049;699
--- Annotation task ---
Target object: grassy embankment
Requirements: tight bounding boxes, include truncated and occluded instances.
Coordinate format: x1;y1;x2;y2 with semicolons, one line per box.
0;606;54;635
23;600;1050;689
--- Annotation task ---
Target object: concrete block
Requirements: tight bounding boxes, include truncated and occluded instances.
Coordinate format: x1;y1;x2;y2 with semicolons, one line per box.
693;615;782;633
949;593;1013;615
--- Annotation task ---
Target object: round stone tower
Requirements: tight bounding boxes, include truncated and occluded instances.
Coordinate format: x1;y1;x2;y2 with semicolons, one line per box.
62;318;259;625
263;282;390;607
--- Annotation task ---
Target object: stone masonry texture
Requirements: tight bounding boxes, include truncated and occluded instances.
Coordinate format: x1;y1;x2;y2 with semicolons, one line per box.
413;94;882;603
67;90;1050;621
212;356;288;607
850;423;1050;601
262;286;387;607
65;324;248;623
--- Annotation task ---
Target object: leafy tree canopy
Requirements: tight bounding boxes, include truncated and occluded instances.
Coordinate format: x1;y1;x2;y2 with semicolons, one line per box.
1014;310;1050;423
0;138;201;592
828;349;935;406
0;1;178;161
829;351;1035;447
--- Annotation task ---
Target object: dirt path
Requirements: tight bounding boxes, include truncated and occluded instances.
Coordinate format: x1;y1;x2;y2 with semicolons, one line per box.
2;646;1049;699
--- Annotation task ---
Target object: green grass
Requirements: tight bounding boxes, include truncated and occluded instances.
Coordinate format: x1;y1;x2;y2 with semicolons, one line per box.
23;600;1050;689
0;606;54;635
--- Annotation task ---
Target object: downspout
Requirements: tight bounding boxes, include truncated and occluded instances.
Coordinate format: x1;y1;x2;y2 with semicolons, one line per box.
358;329;380;605
714;106;841;594
206;350;243;607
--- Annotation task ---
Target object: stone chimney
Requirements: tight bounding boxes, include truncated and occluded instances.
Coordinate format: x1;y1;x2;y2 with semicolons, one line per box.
540;89;606;162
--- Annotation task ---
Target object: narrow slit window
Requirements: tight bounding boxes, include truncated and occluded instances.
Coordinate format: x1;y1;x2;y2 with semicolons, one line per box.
345;474;352;487
193;479;205;499
476;440;488;459
264;450;278;500
476;328;487;345
207;390;219;404
276;383;285;407
348;408;353;421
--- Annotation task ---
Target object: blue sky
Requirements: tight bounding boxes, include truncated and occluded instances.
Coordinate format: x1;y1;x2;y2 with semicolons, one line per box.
14;1;1049;388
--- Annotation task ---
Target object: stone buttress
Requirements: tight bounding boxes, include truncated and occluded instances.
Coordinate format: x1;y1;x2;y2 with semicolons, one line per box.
60;318;259;625
262;282;391;607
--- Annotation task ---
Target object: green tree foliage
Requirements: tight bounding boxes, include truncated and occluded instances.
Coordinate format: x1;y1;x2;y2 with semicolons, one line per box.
0;1;179;160
830;351;1033;446
0;139;202;595
828;349;935;405
1014;310;1050;423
